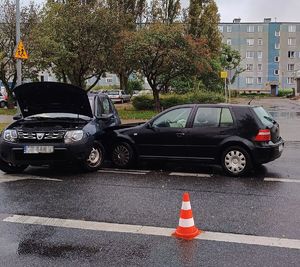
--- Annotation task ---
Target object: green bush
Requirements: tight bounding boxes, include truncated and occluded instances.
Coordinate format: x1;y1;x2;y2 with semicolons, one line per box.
127;79;143;95
132;91;225;110
278;88;294;97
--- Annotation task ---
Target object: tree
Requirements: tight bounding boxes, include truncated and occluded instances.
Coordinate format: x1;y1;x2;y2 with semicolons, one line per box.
148;0;181;24
29;1;121;90
126;23;211;111
188;0;222;56
0;0;39;107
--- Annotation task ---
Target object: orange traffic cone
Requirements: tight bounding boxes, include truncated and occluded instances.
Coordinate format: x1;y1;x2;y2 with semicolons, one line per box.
172;192;201;240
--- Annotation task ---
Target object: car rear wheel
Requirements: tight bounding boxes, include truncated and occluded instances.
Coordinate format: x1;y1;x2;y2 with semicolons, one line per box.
111;142;134;168
221;146;252;176
82;142;104;172
0;101;6;108
0;158;28;174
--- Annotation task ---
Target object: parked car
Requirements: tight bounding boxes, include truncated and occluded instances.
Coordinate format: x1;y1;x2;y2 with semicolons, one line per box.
0;92;8;108
107;90;131;103
0;82;121;173
104;104;284;176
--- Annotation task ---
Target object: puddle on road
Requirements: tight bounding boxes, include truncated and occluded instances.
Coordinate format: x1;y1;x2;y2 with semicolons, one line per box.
268;111;300;120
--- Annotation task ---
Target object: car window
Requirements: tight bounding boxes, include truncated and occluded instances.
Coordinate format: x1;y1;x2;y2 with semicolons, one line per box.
121;91;125;95
220;108;234;127
95;98;103;117
193;107;221;128
102;97;112;114
253;106;273;127
152;108;192;128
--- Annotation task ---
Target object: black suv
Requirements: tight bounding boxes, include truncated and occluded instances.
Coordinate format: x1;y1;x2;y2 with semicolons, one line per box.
105;104;284;176
0;82;120;173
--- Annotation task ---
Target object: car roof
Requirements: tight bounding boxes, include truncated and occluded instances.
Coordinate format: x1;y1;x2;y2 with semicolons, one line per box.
168;103;255;109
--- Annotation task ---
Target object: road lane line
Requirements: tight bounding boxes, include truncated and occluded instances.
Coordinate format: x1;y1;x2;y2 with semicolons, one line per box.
3;214;300;250
169;172;211;178
97;170;147;175
264;178;300;183
101;168;150;173
0;177;62;183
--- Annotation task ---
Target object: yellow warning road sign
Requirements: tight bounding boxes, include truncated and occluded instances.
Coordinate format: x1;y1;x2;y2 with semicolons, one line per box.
14;40;28;60
220;71;228;79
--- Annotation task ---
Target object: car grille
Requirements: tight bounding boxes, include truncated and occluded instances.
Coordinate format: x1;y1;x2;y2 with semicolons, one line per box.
17;131;65;142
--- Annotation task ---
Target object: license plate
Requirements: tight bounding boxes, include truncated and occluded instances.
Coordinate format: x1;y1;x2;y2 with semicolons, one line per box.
278;144;283;153
24;146;54;154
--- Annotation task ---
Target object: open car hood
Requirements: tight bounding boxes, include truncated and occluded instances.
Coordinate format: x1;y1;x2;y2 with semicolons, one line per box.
14;82;93;118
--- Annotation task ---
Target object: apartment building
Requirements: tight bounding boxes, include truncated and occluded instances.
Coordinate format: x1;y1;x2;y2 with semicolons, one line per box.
219;18;300;91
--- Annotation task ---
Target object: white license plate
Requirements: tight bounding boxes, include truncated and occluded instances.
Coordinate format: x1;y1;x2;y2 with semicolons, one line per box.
24;146;54;154
278;144;283;153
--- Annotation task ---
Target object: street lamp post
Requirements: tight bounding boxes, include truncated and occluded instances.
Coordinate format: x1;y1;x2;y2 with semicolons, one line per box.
16;0;21;86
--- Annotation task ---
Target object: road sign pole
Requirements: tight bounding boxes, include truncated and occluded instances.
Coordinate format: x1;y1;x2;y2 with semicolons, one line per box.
224;77;227;103
16;0;21;86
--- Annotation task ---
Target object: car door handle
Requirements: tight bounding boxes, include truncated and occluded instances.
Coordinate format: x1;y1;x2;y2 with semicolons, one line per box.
176;132;185;137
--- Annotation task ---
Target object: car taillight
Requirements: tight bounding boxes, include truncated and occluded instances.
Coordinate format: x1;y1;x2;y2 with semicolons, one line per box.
255;129;271;142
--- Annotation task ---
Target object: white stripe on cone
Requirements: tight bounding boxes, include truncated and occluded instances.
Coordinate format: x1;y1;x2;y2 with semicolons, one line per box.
179;218;195;228
181;201;192;210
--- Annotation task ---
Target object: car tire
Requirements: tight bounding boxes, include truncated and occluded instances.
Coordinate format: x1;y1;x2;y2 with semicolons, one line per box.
0;101;6;108
82;142;105;172
111;142;135;168
221;146;252;176
0;158;28;174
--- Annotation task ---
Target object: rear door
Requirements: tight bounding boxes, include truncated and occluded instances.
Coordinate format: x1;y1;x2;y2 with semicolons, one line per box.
187;107;236;160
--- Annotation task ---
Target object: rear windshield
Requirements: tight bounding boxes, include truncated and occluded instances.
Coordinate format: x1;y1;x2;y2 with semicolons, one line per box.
253;107;273;127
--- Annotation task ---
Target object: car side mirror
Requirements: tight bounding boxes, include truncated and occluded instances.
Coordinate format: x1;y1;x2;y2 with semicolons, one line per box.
13;114;22;120
97;113;114;121
146;123;154;129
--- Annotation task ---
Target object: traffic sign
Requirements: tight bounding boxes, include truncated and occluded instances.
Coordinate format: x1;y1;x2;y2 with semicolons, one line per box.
14;40;28;60
220;71;228;79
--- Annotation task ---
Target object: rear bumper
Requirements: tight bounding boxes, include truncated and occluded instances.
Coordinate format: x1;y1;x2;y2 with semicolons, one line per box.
0;138;93;166
252;139;284;164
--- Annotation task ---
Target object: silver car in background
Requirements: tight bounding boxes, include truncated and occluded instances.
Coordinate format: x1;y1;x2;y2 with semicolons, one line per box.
107;90;131;103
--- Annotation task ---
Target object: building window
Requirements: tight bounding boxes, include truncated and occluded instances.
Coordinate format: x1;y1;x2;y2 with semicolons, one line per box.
274;70;279;75
258;25;263;32
257;64;262;71
106;78;113;83
246;51;254;58
288;38;296;46
257;51;263;59
275;43;280;49
288;51;295;58
257;77;262;84
258;39;263;46
288;25;296;32
247;25;255;33
246;77;254;84
246;38;254;46
227;26;232;32
288;64;295;71
274;56;280;62
287;77;295;84
275;31;280;37
226;39;232;45
218;26;223;32
246;64;253;71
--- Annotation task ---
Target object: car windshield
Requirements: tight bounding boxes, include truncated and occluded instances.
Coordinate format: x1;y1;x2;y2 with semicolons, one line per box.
253;107;274;127
107;91;120;95
26;113;91;120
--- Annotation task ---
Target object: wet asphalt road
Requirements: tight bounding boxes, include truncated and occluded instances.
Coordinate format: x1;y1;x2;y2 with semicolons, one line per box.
0;98;300;266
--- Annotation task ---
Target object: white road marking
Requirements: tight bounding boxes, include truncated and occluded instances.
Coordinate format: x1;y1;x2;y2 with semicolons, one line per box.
97;170;147;175
0;177;63;183
3;214;300;250
264;178;300;183
169;172;211;178
101;168;150;173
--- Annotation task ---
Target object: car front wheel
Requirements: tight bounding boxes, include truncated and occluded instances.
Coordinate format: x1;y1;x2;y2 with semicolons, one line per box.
82;142;104;172
0;158;28;174
111;142;134;168
221;146;252;176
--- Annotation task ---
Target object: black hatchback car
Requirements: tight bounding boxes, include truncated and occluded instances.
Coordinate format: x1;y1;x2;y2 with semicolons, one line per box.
105;104;284;176
0;82;120;173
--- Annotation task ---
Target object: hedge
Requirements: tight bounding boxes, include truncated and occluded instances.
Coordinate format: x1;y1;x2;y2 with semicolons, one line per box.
132;91;225;110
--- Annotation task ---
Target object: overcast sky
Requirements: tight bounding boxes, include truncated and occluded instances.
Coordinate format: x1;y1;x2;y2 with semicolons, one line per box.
23;0;300;23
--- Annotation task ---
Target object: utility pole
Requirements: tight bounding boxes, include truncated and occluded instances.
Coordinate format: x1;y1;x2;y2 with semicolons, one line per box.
16;0;21;86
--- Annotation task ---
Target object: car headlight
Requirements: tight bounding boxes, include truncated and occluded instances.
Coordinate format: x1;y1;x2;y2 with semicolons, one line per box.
3;129;18;142
64;130;84;144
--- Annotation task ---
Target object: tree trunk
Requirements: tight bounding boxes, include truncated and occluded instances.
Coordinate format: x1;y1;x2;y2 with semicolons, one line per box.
119;72;129;93
152;88;161;112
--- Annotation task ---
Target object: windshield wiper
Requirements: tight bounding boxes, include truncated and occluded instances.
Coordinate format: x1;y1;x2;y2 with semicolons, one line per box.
263;116;277;124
